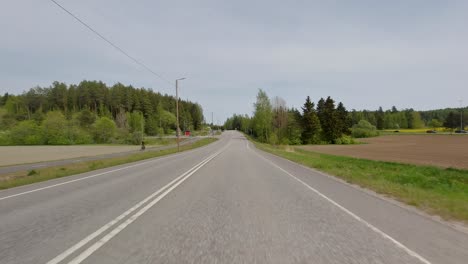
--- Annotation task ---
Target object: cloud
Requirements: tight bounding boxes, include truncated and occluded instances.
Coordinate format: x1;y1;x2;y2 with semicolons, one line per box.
1;0;467;122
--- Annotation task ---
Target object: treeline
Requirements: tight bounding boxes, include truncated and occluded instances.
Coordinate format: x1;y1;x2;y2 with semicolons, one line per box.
224;89;357;145
0;81;204;145
350;106;466;130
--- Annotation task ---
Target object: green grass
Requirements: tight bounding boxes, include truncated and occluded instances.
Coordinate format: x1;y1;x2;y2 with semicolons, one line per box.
0;138;217;190
253;141;468;223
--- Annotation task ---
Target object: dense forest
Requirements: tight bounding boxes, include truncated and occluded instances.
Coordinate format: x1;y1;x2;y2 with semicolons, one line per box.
224;90;466;145
0;81;205;145
349;106;466;130
225;89;357;145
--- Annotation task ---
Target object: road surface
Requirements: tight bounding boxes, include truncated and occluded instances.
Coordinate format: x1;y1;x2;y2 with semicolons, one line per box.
0;131;467;263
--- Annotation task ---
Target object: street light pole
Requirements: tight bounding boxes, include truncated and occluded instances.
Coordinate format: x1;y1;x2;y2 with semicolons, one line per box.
175;78;185;152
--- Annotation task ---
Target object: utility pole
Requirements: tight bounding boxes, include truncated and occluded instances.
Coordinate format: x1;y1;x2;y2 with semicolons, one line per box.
211;112;214;136
175;78;185;151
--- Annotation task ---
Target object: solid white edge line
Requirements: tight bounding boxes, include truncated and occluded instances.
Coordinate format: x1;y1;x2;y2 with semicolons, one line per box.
67;148;225;264
252;150;432;264
0;138;221;201
46;150;222;264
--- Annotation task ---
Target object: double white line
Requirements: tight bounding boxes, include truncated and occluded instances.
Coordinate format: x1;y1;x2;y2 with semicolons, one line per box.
48;147;226;264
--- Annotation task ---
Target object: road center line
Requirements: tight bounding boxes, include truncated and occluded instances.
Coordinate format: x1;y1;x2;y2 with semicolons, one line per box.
251;149;432;264
47;145;227;264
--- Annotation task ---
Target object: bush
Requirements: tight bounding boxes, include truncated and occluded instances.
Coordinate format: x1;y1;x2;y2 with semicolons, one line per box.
10;120;45;145
127;111;145;133
1;113;17;130
0;131;11;145
268;133;279;145
69;128;94;144
78;109;96;129
92;117;117;143
335;135;356;145
351;120;379;138
126;131;144;145
42;111;70;145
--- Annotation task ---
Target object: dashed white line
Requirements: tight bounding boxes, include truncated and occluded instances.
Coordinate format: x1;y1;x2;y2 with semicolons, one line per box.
48;144;228;264
0;140;219;201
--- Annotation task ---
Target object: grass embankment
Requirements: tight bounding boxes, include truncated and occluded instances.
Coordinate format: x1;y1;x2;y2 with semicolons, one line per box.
253;141;468;223
0;138;217;190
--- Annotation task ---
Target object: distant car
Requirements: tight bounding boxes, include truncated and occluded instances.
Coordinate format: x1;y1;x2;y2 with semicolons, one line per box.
426;130;437;134
393;130;400;133
454;130;467;134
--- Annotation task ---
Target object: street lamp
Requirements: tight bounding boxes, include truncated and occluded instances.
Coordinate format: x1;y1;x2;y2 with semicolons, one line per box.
176;78;185;151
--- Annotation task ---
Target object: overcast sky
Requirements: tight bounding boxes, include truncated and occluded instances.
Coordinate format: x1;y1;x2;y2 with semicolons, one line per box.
1;0;467;123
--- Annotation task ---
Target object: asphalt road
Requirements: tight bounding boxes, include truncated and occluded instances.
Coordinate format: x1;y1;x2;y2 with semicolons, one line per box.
0;131;467;264
0;137;200;175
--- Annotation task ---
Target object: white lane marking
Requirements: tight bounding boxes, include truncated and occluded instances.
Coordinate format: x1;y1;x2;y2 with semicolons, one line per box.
0;159;164;202
47;149;225;264
252;150;432;264
66;147;226;264
0;140;221;201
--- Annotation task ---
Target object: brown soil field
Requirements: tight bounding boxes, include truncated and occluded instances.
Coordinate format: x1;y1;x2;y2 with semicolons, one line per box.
0;145;141;166
298;135;468;169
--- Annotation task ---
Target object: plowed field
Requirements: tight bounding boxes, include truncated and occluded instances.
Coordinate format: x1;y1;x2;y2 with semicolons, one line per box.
299;135;468;169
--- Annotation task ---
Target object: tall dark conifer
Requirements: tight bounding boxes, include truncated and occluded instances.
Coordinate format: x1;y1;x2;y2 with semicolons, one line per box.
301;96;321;144
376;106;384;130
444;111;459;131
336;102;351;135
320;96;341;143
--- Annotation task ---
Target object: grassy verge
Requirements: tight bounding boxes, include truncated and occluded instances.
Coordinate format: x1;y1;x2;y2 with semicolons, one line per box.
0;138;217;190
253;141;468;223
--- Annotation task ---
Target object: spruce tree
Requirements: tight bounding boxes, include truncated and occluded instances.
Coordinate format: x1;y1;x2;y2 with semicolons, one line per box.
301;96;321;144
320;96;341;143
316;97;325;124
376;106;384;130
444;111;459;132
336;102;351;135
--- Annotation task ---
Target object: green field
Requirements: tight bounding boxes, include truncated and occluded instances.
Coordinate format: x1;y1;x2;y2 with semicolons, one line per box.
253;141;468;223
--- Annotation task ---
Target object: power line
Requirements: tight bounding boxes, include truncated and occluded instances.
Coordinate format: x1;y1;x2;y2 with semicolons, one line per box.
48;0;172;86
